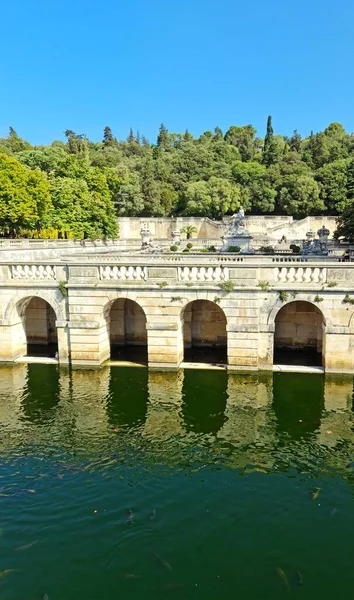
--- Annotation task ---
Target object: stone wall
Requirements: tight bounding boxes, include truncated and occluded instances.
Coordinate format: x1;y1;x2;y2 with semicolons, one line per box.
117;215;338;241
0;256;354;373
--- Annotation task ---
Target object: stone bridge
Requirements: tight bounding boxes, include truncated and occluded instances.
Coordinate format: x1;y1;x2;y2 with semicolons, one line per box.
1;253;354;373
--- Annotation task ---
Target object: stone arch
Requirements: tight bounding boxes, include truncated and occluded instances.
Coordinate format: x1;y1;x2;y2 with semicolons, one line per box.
105;297;147;363
267;299;328;327
5;290;63;324
273;300;326;367
181;299;227;364
8;294;60;359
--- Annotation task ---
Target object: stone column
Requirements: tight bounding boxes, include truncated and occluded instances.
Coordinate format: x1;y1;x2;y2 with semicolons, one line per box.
258;325;275;370
69;321;110;367
324;326;354;373
227;324;259;369
56;320;70;365
146;320;184;370
0;319;27;361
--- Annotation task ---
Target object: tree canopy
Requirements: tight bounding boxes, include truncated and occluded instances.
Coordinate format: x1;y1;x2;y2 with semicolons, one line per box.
0;118;354;237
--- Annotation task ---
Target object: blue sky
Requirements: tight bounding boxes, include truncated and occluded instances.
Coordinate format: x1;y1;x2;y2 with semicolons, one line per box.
1;0;353;145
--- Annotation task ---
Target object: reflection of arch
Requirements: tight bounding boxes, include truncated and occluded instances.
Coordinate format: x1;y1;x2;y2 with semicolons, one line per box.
273;300;325;367
181;300;227;364
106;298;147;363
13;296;58;358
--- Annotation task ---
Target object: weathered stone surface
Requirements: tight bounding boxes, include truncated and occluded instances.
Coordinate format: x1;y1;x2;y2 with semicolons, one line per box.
0;256;354;373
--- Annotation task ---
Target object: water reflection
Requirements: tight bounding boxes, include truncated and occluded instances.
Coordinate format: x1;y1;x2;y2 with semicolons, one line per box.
273;373;325;440
181;370;228;434
0;365;353;467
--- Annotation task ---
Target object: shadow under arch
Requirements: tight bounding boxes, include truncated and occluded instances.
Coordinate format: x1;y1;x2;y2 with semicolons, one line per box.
13;295;59;358
273;300;326;367
105;297;147;364
181;299;227;364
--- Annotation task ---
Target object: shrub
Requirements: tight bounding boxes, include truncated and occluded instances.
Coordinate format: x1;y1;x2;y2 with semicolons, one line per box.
186;242;193;249
327;281;337;288
257;281;270;291
260;245;275;254
59;281;68;297
343;294;354;304
278;290;288;303
218;281;235;293
290;244;301;254
157;281;168;289
314;295;324;303
170;245;178;252
208;245;217;252
182;248;190;253
227;246;241;253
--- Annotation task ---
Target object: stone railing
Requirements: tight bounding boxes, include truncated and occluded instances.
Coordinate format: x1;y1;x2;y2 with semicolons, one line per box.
2;257;354;290
99;265;147;281
11;265;57;280
274;266;326;284
178;266;228;282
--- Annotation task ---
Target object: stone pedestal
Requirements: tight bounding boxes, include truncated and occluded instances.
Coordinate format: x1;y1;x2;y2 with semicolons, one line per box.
222;233;253;253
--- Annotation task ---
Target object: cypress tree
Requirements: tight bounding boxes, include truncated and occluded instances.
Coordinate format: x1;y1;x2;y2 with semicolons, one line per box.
103;126;114;146
157;123;169;149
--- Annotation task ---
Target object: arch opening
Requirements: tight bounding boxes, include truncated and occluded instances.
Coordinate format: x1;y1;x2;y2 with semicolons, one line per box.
182;300;227;364
108;299;147;364
21;297;58;358
274;301;325;367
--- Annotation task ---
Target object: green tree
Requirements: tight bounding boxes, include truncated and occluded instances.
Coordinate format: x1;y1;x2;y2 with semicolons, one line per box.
277;174;324;217
334;201;354;241
157;123;169;150
0;152;52;235
180;225;197;239
315;159;348;213
224;125;257;161
103;126;115;146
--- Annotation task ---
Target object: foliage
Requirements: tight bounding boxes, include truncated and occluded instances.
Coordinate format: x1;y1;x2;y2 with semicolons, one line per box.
208;245;217;252
314;295;323;303
259;245;275;254
343;294;354;305
257;281;270;290
59;281;68;297
0;152;52;235
170;245;178;252
186;242;193;249
157;281;168;288
214;297;221;304
278;291;288;303
327;281;338;287
170;296;183;302
218;281;235;293
290;244;301;254
2;117;354;239
180;225;197;239
227;245;241;253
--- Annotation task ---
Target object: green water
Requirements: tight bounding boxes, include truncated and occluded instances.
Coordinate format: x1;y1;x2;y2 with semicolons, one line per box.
1;365;354;600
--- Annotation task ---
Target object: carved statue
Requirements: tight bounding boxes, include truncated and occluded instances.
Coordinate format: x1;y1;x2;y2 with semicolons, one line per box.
229;206;248;236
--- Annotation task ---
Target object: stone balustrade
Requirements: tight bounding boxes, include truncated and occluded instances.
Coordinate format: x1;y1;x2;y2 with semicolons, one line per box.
99;265;147;281
274;266;326;284
11;264;57;280
2;258;354;289
178;266;228;282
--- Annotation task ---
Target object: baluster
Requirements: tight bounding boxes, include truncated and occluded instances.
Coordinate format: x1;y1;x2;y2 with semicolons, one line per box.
286;267;294;283
295;268;303;283
304;268;311;283
191;267;198;281
197;267;205;281
112;266;119;280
